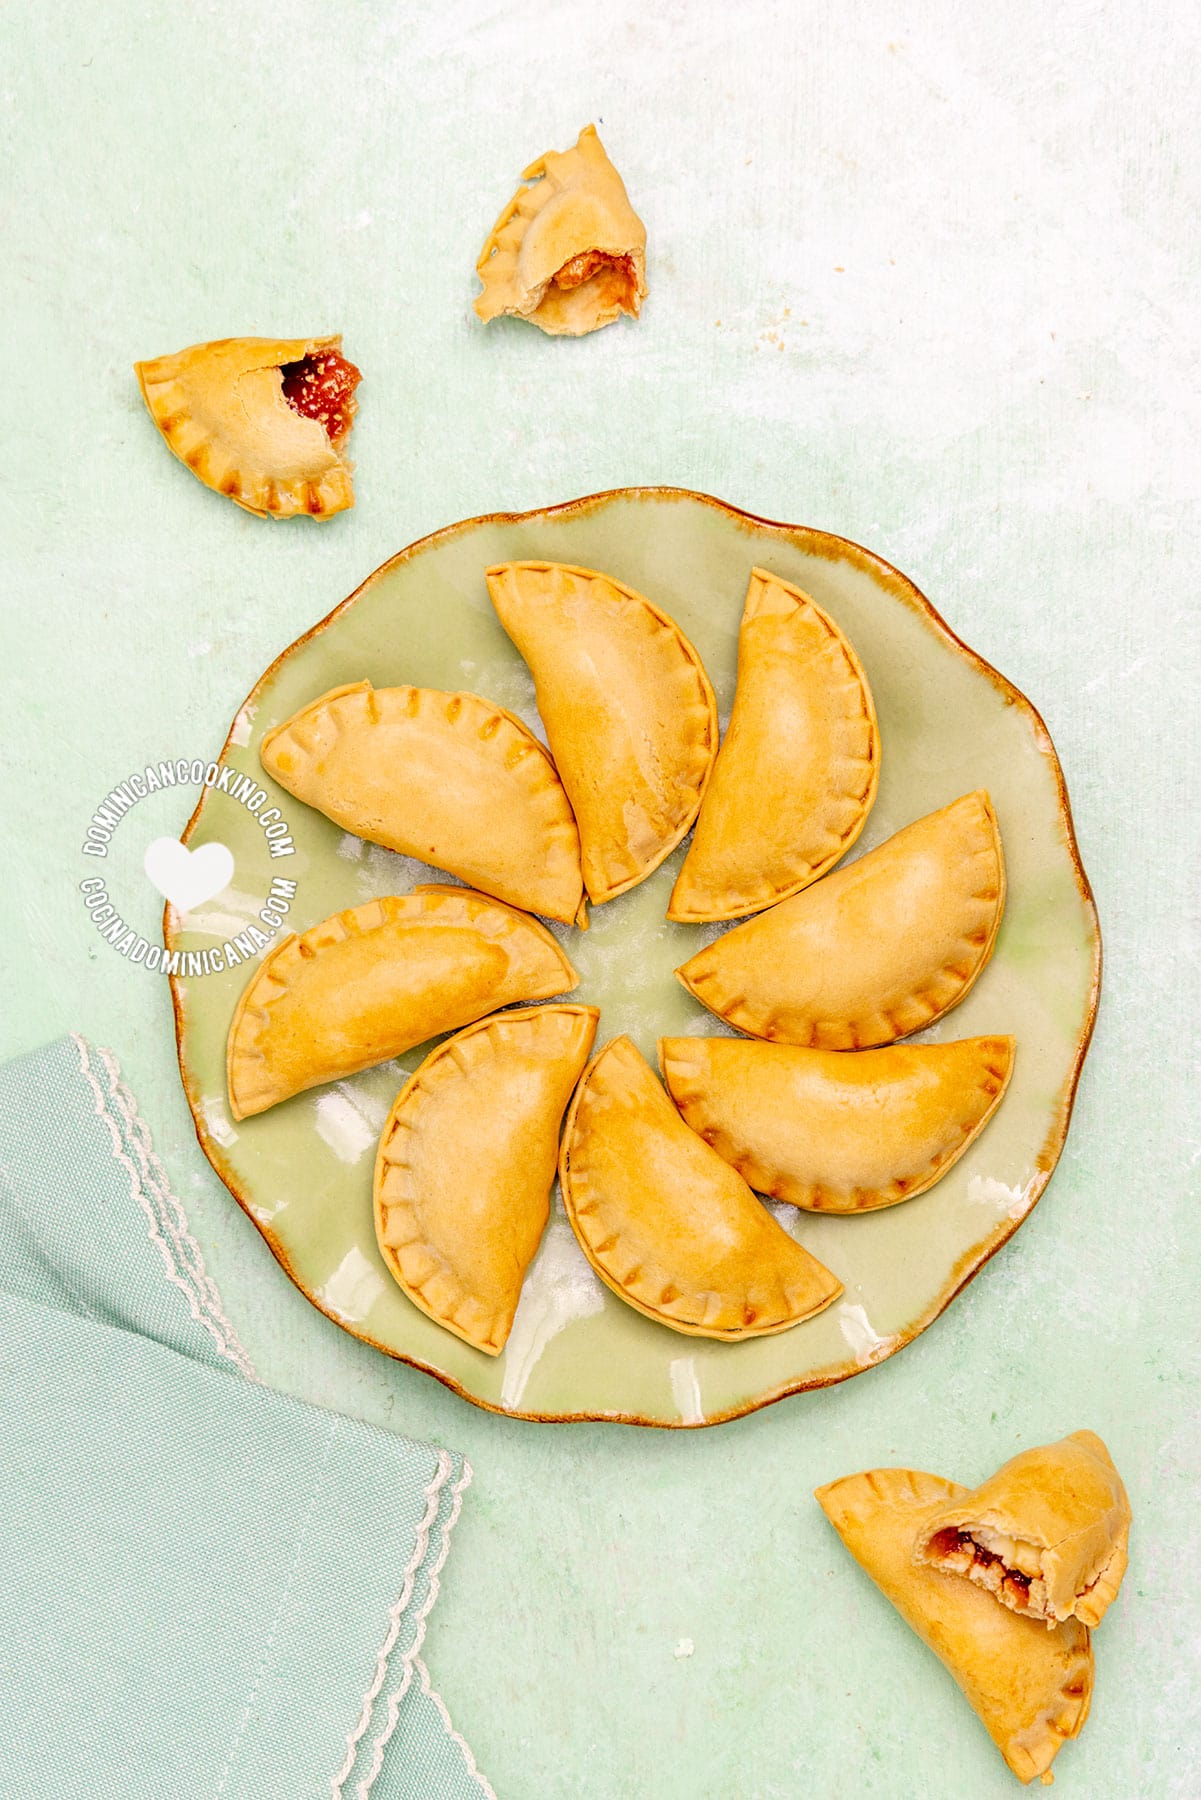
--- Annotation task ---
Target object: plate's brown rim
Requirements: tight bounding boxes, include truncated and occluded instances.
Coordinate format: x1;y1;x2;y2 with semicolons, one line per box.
167;485;1103;1429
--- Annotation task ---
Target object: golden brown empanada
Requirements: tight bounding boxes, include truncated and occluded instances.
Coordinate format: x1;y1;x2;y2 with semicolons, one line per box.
374;1004;599;1355
677;791;1005;1049
135;336;360;518
487;562;717;904
914;1432;1131;1629
659;1035;1015;1212
474;124;647;337
669;568;879;922
227;887;578;1119
260;681;586;925
816;1468;1093;1786
559;1036;841;1339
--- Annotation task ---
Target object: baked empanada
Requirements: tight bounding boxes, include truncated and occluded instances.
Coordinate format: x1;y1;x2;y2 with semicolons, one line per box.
559;1036;841;1339
260;681;586;925
474;124;647;337
669;568;879;922
816;1468;1093;1786
374;1004;599;1355
677;792;1005;1049
487;562;717;904
135;336;360;518
914;1432;1131;1630
659;1035;1015;1212
227;887;578;1119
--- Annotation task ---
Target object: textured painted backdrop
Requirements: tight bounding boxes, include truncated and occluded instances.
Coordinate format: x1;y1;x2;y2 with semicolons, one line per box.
3;3;1198;1795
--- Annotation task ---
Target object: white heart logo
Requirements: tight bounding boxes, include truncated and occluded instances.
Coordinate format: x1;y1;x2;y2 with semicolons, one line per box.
144;837;235;911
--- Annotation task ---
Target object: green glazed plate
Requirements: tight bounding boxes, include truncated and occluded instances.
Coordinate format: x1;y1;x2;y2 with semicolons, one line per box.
169;488;1101;1427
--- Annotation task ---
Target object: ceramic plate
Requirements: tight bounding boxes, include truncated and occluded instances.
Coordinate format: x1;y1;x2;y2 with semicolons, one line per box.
169;488;1100;1427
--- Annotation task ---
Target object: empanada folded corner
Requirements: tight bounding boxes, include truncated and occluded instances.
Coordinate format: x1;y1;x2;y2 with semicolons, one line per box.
914;1431;1131;1630
259;680;585;924
559;1035;841;1339
474;124;647;337
226;888;577;1120
816;1466;1093;1786
668;567;880;923
135;335;360;518
374;1002;599;1355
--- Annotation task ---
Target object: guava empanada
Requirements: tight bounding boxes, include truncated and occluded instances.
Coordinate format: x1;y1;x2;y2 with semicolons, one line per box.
659;1035;1015;1212
227;887;578;1119
487;562;717;904
260;681;586;925
678;792;1005;1049
669;569;879;922
474;124;647;337
816;1468;1093;1786
915;1432;1131;1630
559;1036;841;1339
135;336;360;518
374;1004;599;1355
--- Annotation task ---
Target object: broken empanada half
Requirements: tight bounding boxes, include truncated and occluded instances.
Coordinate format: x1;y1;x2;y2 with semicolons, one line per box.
816;1468;1093;1786
374;1004;599;1355
474;124;647;337
135;335;360;518
659;1035;1015;1212
260;681;586;925
914;1432;1131;1630
669;568;879;922
559;1036;841;1340
487;562;717;904
227;887;577;1119
677;791;1005;1049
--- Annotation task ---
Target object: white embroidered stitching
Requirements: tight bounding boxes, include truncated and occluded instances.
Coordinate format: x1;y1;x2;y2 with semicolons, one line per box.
71;1035;257;1379
412;1657;498;1800
330;1448;455;1798
93;1043;256;1377
213;1416;340;1797
355;1458;474;1797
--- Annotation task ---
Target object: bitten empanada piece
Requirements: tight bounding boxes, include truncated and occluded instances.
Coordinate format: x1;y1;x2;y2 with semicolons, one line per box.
559;1036;841;1339
659;1035;1015;1213
226;888;578;1119
374;1004;598;1355
914;1432;1131;1630
135;336;360;518
260;681;586;925
816;1468;1093;1786
487;562;717;903
669;569;880;922
474;124;647;337
677;791;1005;1049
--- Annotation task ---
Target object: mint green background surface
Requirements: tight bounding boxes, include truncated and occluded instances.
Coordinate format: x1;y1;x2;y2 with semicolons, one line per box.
3;5;1198;1796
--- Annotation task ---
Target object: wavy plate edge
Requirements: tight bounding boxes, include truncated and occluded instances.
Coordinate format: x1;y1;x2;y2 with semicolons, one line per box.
167;486;1103;1428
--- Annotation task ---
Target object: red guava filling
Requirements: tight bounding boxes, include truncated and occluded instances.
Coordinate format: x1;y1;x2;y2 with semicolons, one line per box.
280;349;361;448
552;250;637;293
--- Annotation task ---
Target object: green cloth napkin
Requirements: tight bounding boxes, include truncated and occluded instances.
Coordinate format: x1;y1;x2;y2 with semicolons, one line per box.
0;1035;495;1800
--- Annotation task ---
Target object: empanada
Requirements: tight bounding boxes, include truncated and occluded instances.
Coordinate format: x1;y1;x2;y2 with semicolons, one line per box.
474;124;647;337
816;1468;1093;1786
227;887;578;1119
487;562;717;903
914;1432;1131;1629
677;791;1005;1049
260;681;586;925
659;1035;1015;1212
669;568;879;922
559;1036;841;1339
374;1004;599;1355
135;336;360;518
